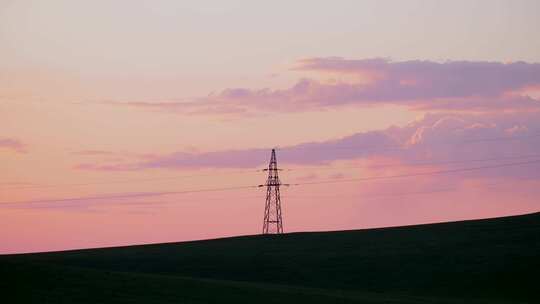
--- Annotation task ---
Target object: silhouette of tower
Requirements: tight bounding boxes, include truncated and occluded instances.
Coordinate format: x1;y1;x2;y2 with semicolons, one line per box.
260;149;284;234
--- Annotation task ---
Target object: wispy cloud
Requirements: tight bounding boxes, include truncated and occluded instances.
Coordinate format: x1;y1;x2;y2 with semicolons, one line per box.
0;137;26;153
71;150;117;156
102;58;540;115
71;150;158;170
76;112;540;182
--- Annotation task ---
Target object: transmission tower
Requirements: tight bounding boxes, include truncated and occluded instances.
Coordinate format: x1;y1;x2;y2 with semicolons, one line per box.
260;149;285;234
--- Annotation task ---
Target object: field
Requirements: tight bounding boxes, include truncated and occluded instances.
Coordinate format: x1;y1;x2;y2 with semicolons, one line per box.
2;212;539;303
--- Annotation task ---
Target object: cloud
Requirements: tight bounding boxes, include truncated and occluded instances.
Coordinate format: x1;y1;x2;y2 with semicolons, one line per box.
104;58;540;115
71;150;158;168
412;95;540;112
0;137;26;153
76;111;540;182
296;173;319;181
71;150;117;156
76;129;396;171
295;58;540;100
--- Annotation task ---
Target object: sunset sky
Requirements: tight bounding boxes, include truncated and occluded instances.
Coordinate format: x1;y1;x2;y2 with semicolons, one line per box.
2;0;540;254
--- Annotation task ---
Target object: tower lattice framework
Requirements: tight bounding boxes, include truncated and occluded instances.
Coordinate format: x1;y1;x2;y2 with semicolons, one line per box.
261;149;284;234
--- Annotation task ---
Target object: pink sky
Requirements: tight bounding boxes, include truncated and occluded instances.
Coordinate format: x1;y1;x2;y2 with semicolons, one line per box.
1;0;540;254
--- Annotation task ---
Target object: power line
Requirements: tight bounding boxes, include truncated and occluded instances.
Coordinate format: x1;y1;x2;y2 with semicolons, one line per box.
289;159;540;187
284;153;540;172
0;169;260;190
0;185;258;206
285;177;539;201
286;187;457;200
2;159;539;207
4;153;540;191
285;184;536;202
2;133;539;191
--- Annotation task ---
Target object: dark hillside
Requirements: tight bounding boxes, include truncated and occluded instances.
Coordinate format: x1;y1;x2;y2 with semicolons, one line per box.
2;212;539;303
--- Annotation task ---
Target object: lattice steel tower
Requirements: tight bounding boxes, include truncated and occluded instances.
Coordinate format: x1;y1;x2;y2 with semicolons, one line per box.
260;149;284;234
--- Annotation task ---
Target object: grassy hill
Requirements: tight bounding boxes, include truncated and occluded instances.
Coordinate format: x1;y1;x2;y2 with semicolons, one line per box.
2;212;539;303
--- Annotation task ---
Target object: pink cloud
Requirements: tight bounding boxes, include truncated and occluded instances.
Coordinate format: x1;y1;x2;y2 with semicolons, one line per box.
412;95;540;112
295;58;540;99
71;150;117;156
72;150;159;169
328;173;345;180
103;58;540;115
76;111;540;184
296;173;319;181
0;137;26;153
